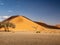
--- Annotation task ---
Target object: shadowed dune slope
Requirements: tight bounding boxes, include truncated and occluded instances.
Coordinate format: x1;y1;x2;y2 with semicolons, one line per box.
34;21;60;29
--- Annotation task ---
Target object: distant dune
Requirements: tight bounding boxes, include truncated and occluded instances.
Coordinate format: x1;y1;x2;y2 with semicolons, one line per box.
56;24;60;28
34;21;60;29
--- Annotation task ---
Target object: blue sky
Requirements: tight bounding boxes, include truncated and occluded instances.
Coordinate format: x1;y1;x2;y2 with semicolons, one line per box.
0;0;60;25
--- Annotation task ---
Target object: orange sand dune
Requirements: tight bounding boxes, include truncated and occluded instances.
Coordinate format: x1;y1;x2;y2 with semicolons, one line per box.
0;15;60;33
0;15;46;32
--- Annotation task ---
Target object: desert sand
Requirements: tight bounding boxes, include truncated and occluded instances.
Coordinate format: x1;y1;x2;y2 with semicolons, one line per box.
0;31;60;45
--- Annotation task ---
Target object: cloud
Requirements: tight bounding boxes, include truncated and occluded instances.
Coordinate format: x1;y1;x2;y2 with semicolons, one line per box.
8;10;13;13
0;16;10;21
0;2;4;5
0;16;10;19
3;16;10;19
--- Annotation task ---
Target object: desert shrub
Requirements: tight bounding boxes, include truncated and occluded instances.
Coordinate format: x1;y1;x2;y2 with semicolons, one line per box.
36;31;40;33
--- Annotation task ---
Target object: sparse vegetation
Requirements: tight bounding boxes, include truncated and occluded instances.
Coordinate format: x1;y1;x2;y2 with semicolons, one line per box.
36;31;40;33
0;21;15;32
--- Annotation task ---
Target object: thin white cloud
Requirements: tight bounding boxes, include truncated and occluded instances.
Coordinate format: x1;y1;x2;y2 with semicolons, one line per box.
0;2;4;5
8;10;13;13
0;16;10;19
3;16;10;19
0;16;10;21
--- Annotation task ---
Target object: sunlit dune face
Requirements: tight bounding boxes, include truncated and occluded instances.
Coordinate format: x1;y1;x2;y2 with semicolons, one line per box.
13;17;24;23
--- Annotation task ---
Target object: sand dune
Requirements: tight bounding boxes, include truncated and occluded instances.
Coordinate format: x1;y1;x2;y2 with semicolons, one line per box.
0;15;60;33
56;24;60;28
0;15;46;31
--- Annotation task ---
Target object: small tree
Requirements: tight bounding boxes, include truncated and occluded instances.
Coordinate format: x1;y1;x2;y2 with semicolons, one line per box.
0;21;15;32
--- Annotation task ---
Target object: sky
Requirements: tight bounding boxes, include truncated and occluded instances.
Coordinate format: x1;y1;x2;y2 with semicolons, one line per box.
0;0;60;25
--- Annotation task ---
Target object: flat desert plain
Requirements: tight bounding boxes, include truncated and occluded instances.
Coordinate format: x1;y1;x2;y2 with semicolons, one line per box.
0;31;60;45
